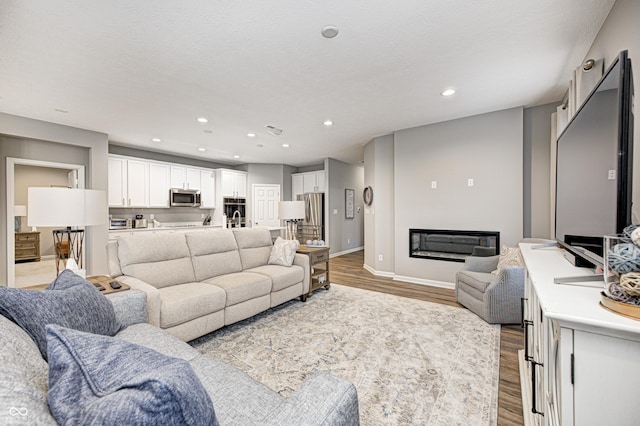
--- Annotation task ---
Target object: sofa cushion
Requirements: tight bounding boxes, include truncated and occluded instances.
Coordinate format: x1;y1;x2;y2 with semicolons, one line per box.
46;325;218;426
158;283;227;329
189;355;283;425
0;314;55;425
0;270;123;360
233;227;274;270
268;237;300;267
116;322;201;362
204;272;272;306
118;233;196;288
186;229;243;281
248;264;305;292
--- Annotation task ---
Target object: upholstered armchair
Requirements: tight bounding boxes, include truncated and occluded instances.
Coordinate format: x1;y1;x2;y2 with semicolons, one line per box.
455;255;524;324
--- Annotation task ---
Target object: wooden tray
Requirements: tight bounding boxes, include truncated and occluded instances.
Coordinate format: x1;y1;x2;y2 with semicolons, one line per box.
600;292;640;321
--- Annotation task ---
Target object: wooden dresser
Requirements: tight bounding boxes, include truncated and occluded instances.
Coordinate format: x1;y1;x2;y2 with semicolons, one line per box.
15;231;41;262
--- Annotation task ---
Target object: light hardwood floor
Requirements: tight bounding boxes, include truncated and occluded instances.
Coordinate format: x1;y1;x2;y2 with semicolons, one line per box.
330;250;524;426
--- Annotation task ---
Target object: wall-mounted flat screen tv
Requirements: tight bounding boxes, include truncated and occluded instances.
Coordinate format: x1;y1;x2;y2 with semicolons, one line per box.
555;50;634;260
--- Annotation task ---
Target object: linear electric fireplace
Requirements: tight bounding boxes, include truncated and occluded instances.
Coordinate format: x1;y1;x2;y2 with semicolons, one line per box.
409;229;500;262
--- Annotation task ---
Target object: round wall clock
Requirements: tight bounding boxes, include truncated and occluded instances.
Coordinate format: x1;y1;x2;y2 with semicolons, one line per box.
363;186;373;206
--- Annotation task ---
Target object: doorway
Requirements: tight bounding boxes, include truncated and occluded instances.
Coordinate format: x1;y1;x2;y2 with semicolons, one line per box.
5;158;85;288
252;184;281;228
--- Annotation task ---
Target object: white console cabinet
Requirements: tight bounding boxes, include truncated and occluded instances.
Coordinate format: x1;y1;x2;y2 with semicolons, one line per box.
520;243;640;426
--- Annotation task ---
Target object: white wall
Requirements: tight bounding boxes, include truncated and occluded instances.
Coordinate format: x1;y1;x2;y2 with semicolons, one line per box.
393;107;523;285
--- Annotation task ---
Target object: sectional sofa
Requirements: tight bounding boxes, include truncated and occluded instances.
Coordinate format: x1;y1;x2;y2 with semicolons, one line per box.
0;282;360;425
107;227;310;341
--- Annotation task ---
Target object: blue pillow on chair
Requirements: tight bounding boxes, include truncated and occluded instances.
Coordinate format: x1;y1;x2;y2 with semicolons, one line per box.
0;270;123;360
46;324;218;426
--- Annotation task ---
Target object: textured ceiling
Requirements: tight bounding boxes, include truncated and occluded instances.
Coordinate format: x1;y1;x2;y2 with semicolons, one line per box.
0;0;615;167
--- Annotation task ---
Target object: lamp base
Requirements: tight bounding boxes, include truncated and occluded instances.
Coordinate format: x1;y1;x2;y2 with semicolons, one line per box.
285;220;299;241
53;228;85;275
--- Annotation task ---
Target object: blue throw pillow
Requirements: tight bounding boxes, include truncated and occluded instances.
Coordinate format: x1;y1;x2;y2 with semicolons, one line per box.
46;324;218;426
0;270;123;360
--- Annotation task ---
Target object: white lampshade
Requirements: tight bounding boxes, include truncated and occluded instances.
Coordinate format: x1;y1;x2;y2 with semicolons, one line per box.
278;201;305;220
14;205;27;217
27;187;107;227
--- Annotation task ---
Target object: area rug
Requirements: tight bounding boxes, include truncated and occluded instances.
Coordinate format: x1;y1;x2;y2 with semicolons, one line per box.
190;284;500;425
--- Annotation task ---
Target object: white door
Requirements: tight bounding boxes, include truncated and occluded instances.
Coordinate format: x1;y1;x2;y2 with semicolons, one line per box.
253;184;280;227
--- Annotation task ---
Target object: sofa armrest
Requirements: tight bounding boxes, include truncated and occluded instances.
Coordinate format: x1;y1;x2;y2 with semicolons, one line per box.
106;289;148;327
463;255;499;273
262;371;359;426
484;267;525;324
293;253;311;294
115;276;161;327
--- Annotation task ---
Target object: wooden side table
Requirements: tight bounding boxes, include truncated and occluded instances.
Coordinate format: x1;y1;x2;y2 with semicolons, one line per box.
296;245;330;298
15;231;41;262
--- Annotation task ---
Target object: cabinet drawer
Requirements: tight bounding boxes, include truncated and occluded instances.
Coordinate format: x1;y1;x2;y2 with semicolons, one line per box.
16;233;39;242
311;251;329;263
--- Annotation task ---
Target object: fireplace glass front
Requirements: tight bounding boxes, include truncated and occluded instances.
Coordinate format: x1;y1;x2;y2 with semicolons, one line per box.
409;229;500;262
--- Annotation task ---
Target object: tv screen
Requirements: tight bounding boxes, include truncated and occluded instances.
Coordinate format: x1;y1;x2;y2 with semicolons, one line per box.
555;50;634;257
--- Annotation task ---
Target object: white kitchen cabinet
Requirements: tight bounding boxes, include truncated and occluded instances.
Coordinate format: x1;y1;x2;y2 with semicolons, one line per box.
291;174;303;200
126;159;149;207
108;156;127;207
292;170;325;198
149;162;171;208
200;169;216;208
220;170;247;198
170;166;201;190
520;243;640;426
108;156;149;207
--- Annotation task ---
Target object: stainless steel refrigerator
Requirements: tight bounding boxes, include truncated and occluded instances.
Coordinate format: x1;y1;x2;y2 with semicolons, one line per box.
296;192;324;243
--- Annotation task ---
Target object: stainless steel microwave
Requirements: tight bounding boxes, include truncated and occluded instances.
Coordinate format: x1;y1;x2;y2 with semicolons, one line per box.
170;188;201;207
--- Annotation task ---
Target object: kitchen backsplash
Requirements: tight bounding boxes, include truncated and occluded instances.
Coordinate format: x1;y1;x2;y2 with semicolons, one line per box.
109;207;215;224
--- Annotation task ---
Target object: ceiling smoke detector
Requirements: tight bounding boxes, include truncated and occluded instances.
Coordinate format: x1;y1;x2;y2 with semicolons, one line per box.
321;25;339;39
266;125;283;136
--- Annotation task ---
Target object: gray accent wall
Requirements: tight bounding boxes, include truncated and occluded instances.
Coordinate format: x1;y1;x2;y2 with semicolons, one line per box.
580;0;640;223
523;102;560;239
326;158;364;255
363;135;395;274
393;107;524;284
0;112;109;284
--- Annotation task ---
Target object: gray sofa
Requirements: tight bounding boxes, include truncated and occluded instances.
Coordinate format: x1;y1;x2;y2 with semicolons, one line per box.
107;227;310;342
0;289;360;425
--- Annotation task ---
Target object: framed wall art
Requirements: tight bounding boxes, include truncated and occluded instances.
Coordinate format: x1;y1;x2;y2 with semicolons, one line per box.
345;188;354;219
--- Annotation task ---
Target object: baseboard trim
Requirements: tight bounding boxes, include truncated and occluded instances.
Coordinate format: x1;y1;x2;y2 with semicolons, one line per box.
330;246;364;258
362;263;395;278
392;275;455;290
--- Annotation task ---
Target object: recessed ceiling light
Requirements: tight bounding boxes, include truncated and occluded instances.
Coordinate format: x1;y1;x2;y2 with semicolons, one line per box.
321;25;339;38
441;89;456;97
247;133;256;138
233;155;240;159
282;144;290;148
323;120;333;126
151;138;161;143
197;117;208;123
198;147;206;152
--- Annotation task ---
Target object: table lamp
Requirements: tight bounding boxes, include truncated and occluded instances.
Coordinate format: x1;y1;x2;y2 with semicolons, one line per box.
278;201;305;241
28;187;107;275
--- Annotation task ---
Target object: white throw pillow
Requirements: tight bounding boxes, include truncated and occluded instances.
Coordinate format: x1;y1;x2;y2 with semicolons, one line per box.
268;237;300;266
491;245;524;274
